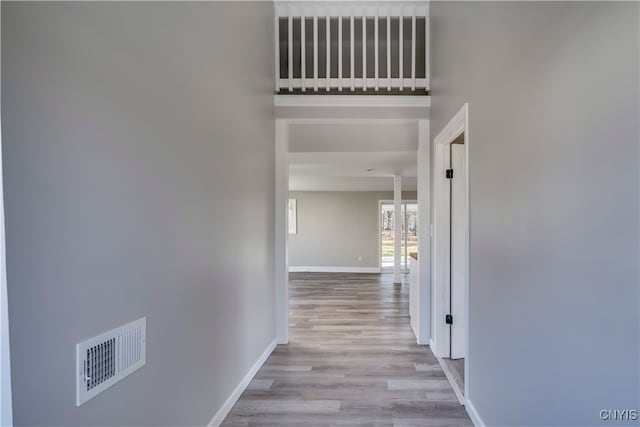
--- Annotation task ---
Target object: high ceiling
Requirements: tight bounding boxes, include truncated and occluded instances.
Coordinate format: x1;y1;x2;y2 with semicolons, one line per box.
288;122;418;191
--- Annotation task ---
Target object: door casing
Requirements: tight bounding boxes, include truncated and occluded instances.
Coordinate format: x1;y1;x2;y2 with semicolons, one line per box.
431;103;470;399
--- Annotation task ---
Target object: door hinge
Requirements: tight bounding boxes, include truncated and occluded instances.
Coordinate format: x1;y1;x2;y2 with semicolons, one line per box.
445;314;453;325
445;169;454;179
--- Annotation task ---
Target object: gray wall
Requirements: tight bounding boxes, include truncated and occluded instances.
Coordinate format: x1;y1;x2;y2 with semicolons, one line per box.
2;2;275;426
289;191;416;268
430;2;639;425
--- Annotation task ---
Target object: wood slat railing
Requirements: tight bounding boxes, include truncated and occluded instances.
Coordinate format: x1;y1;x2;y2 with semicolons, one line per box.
275;1;429;94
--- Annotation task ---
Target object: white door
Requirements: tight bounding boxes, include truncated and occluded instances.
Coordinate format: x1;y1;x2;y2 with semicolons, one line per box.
450;143;467;359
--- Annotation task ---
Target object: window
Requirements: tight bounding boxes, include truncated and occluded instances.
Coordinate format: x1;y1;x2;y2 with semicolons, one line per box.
288;199;297;234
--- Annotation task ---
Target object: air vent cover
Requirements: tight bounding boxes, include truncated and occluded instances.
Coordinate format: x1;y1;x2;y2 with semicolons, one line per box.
76;317;146;406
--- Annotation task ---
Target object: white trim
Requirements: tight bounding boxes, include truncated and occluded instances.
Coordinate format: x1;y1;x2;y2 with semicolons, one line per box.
378;198;382;272
337;12;343;91
0;28;13;422
208;340;277;427
374;7;379;91
284;118;425;125
424;2;430;90
288;11;293;92
393;176;402;284
325;9;330;92
301;8;306;92
433;351;465;406
289;266;381;273
313;10;318;91
411;6;416;91
274;94;431;108
348;12;353;91
429;338;438;359
362;12;366;92
274;6;280;92
465;398;487;427
434;103;467;146
277;78;428;91
431;103;470;396
432;338;487;427
275;120;289;345
386;12;391;91
416;119;431;346
275;2;429;19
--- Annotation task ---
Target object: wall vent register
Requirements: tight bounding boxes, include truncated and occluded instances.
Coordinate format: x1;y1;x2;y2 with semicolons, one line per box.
76;317;146;406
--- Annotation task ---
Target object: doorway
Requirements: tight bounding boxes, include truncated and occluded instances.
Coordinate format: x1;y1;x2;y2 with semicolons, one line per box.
379;200;418;271
442;134;466;395
431;103;469;404
275;117;432;347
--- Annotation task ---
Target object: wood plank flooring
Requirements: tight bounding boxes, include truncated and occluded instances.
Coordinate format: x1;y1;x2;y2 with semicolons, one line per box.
222;273;472;427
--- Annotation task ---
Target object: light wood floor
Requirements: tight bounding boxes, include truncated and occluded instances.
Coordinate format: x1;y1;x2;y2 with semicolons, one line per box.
222;273;472;427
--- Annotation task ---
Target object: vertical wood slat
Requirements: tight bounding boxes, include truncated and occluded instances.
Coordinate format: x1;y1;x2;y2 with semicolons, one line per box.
386;11;391;90
350;12;354;91
275;10;280;92
374;7;379;91
411;7;416;91
275;3;427;92
362;8;367;91
288;9;293;92
301;8;306;91
326;10;330;91
425;6;430;91
399;8;403;90
338;13;343;91
313;9;318;91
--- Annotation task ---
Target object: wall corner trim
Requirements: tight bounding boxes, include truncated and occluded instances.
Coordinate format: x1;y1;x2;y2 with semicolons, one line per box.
465;398;486;427
208;339;277;427
428;338;438;357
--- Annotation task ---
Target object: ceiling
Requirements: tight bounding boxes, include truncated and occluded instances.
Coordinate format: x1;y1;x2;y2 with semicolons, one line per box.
288;122;418;191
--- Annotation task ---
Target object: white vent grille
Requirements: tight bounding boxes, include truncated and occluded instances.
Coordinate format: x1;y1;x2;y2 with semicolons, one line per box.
76;317;146;406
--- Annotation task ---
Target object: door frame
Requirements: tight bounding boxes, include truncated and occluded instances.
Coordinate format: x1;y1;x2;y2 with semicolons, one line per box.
431;103;470;400
275;118;431;345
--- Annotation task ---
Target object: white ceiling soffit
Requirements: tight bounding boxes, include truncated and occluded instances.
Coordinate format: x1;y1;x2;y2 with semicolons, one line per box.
289;151;417;177
289;176;418;192
289;123;418;153
275;106;429;121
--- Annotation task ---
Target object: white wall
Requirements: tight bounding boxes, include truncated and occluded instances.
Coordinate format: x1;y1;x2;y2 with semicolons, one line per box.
289;191;416;270
2;3;274;425
430;2;639;425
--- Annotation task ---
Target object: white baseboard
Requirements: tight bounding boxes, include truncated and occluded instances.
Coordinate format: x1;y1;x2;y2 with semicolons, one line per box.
465;398;486;427
433;352;466;407
415;332;428;346
430;339;483;426
289;266;381;273
208;339;277;427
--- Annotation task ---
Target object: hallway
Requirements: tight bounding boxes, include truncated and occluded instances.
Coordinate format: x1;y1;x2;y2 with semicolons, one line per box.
222;273;472;426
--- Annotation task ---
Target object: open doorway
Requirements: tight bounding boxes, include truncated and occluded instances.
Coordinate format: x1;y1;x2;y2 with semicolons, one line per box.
275;117;432;347
431;104;469;404
379;201;418;271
